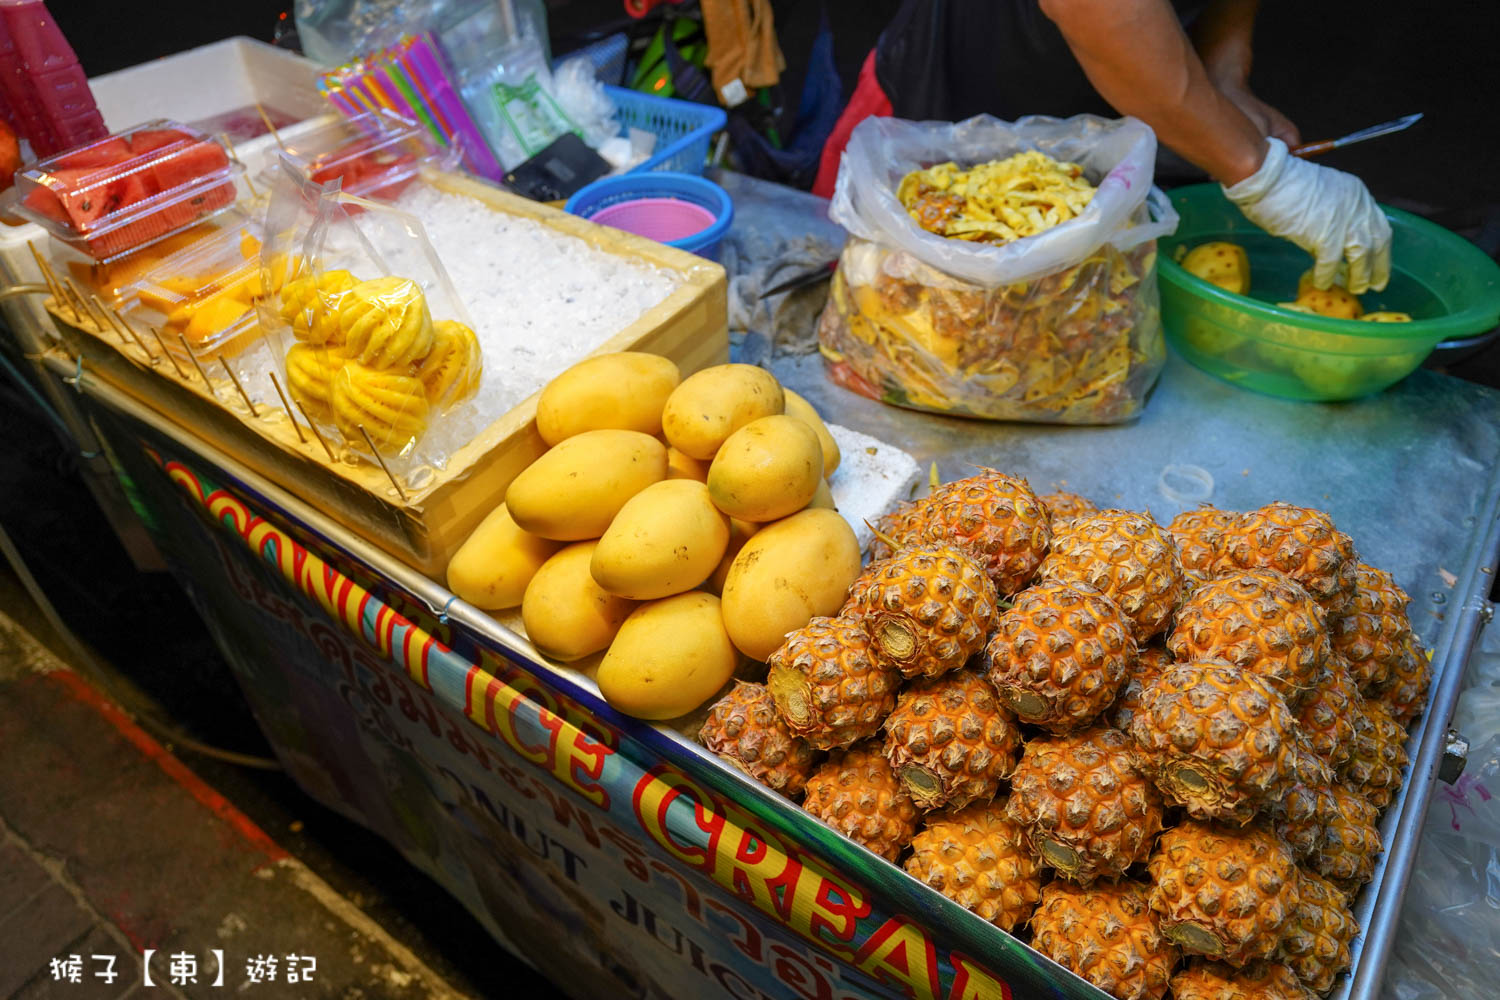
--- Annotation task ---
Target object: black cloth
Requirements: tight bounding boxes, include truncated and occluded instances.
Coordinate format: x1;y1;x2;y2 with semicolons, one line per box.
875;0;1206;123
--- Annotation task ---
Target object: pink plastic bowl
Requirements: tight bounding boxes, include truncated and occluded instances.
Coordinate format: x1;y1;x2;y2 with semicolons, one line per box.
586;197;717;243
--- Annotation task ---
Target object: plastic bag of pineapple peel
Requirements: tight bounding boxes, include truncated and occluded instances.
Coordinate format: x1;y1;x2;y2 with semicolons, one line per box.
820;114;1179;423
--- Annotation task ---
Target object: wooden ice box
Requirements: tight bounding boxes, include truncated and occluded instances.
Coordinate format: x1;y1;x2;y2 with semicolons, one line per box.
44;170;729;578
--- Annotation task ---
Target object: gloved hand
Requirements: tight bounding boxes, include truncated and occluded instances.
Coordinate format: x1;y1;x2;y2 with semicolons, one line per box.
1223;138;1392;294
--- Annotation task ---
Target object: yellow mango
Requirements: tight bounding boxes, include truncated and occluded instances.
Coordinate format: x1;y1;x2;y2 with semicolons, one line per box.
591;480;729;600
666;446;710;483
447;503;562;610
1362;311;1412;323
521;541;636;661
661;364;784;460
707;415;823;522
536;352;681;445
506;429;667;541
596;592;738;719
781;389;841;477
706;519;758;595
720;508;860;662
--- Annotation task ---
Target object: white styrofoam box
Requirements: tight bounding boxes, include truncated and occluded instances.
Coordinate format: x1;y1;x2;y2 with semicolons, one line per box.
88;36;327;135
827;423;923;552
0;219;55;352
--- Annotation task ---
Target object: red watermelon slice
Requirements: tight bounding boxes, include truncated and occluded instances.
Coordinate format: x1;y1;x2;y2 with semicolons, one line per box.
54;137;129;171
150;140;229;191
127;128;192;157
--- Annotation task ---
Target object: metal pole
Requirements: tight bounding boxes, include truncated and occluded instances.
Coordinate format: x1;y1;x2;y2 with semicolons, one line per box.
1347;458;1500;1000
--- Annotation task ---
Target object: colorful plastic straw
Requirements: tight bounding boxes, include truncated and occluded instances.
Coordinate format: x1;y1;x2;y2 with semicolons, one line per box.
318;33;503;183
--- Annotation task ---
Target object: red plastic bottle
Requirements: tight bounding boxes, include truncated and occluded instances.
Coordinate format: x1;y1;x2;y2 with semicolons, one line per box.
0;0;106;156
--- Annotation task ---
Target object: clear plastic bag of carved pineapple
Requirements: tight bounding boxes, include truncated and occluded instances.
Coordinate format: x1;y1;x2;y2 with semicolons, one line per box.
258;156;481;485
820;113;1179;423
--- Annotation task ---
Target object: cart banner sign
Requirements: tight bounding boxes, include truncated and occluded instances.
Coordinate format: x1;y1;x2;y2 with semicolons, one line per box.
110;431;1084;1000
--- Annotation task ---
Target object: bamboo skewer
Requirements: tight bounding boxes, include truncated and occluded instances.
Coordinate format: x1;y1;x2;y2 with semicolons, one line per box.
295;401;335;461
26;242;71;319
72;283;117;341
217;355;259;417
255;103;288;153
92;294;151;358
60;279;98;332
358;424;408;503
118;314;157;360
150;326;188;379
177;333;218;399
267;372;306;444
223;135;259;199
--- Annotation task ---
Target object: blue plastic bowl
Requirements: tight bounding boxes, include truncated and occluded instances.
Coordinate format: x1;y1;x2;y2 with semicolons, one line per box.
565;172;733;260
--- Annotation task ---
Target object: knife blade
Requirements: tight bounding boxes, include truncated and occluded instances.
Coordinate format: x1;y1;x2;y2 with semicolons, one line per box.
760;259;838;299
1291;113;1423;158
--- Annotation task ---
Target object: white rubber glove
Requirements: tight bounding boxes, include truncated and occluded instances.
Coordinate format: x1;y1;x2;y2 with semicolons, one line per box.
1223;138;1392;294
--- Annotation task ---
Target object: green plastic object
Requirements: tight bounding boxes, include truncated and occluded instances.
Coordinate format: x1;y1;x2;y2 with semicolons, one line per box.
1159;184;1500;401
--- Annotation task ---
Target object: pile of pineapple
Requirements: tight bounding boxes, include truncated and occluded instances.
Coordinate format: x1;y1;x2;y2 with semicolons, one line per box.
698;471;1431;1000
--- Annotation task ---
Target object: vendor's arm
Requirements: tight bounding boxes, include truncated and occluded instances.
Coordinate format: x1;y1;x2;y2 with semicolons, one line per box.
1190;0;1300;146
1039;0;1266;183
1041;0;1391;291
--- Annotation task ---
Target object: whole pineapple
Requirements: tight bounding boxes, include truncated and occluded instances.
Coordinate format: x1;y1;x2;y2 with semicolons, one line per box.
1147;819;1300;967
700;681;821;799
1313;783;1382;894
1040;510;1184;642
1167;569;1330;708
1213;503;1357;621
1293;660;1365;770
1005;727;1165;884
1273;777;1336;863
1277;870;1357;995
1170;505;1240;593
904;799;1041;932
766;618;900;750
1030;880;1179;1000
1341;702;1409;809
985;580;1137;733
844;543;998;679
1108;645;1174;732
1330;563;1411;692
1169;961;1315;1000
872;470;1051;595
881;668;1023;810
1129;662;1302;823
1371;635;1431;728
802;742;919;863
1040;490;1098;527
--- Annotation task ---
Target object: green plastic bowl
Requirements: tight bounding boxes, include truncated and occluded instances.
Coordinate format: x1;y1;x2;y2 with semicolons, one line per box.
1160;184;1500;401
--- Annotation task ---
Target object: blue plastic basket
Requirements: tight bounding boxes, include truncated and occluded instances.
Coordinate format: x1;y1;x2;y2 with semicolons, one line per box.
604;86;726;176
565;172;733;260
562;33;629;86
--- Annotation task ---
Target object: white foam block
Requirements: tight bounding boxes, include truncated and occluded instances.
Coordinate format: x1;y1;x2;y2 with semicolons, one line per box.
827;424;923;552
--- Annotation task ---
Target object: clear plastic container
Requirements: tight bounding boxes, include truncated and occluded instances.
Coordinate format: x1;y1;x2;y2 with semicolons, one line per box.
50;209;249;306
267;109;457;203
11;119;243;261
125;215;264;360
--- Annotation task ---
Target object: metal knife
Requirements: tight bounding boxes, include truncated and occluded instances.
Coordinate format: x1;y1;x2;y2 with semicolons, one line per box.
1291;113;1423;157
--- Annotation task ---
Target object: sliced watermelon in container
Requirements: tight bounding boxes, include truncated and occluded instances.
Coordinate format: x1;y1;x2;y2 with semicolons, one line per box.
12;118;243;262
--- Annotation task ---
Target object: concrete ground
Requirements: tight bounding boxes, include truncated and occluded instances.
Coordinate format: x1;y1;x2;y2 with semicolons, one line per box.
0;609;473;1000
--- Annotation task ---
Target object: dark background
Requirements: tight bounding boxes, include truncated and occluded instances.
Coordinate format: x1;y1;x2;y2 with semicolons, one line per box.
49;0;1499;215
